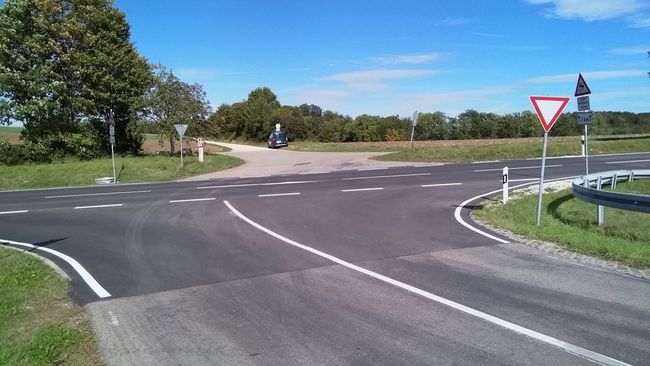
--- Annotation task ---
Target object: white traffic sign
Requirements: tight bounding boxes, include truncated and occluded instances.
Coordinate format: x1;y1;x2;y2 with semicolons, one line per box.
577;96;590;111
529;96;570;133
275;123;281;131
174;124;188;137
109;124;115;137
577;111;593;125
574;73;591;96
412;111;419;127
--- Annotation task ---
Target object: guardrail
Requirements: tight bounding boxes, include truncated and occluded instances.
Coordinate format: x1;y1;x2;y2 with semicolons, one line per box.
572;170;650;224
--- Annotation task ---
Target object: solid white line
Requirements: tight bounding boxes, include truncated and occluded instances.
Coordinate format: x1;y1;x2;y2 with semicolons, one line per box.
341;187;384;192
0;238;111;298
299;171;330;175
510;178;540;182
0;210;29;215
224;201;630;366
198;180;315;189
258;192;301;198
45;190;151;199
239;175;271;178
357;167;389;171
421;183;463;188
471;160;501;164
74;204;123;210
606;159;650;164
343;173;430;180
474;164;562;172
169;198;216;203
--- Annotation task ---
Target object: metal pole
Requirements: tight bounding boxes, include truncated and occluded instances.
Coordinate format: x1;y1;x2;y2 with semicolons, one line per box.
584;124;589;180
180;136;184;168
409;125;415;149
111;143;116;183
536;132;549;226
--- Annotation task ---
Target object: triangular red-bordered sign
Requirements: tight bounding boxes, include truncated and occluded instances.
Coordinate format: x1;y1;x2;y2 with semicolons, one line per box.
574;73;591;96
529;96;570;133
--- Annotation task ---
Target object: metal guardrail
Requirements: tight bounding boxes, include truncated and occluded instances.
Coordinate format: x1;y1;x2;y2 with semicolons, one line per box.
572;170;650;214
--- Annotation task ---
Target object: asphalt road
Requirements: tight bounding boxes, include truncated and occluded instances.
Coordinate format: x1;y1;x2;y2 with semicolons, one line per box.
1;150;649;365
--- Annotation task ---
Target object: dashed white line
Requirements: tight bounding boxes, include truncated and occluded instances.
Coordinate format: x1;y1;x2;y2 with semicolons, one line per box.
224;200;629;366
509;178;540;182
606;159;650;164
357;167;389;171
343;173;430;180
258;192;301;198
474;164;562;172
421;183;463;188
0;210;28;215
341;187;384;192
45;190;151;199
0;238;111;298
74;204;123;210
169;198;216;203
299;171;330;175
471;160;501;164
198;181;315;189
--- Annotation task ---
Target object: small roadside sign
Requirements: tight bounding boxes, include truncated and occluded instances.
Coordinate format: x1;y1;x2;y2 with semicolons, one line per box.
174;124;188;137
577;111;593;125
412;111;419;126
109;124;115;137
529;96;570;132
577;96;590;111
574;73;591;96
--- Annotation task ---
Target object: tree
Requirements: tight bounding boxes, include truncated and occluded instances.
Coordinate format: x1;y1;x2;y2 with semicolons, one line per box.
244;87;280;141
0;0;153;155
143;66;211;153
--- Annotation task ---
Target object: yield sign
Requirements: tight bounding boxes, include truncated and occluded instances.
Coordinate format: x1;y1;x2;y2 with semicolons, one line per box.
529;96;570;133
574;73;591;96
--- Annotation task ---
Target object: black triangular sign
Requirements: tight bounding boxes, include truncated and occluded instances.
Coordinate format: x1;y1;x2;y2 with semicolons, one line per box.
574;73;591;96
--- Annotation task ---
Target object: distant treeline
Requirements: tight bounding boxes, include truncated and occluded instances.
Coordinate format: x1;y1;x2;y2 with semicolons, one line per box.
142;87;648;143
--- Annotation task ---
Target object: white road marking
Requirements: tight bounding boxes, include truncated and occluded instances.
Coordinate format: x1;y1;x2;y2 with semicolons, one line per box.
421;183;462;188
299;171;330;175
343;173;430;180
198;180;315;189
74;204;123;210
239;175;271;178
169;198;216;203
474;164;562;172
471;160;501;164
224;201;629;366
0;238;111;298
606;159;650;164
0;210;28;215
258;192;301;198
357;167;389;171
341;187;384;192
412;164;444;167
509;178;540;182
45;190;151;199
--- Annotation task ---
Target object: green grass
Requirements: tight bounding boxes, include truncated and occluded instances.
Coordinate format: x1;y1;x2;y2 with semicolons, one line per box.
474;179;650;267
376;137;650;162
0;126;23;133
0;154;242;190
0;247;103;365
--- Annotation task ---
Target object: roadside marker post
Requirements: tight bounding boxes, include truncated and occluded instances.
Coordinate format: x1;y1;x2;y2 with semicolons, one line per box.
502;167;509;204
529;96;570;226
108;109;116;183
174;124;188;168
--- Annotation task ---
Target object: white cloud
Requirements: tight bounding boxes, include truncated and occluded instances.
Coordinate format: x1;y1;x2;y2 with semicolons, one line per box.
370;53;446;65
440;17;472;26
609;46;650;55
628;15;650;28
319;69;436;91
525;0;645;21
526;70;647;84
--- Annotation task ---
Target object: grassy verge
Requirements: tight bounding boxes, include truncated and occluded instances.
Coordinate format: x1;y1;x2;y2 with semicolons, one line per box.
474;180;650;267
0;154;242;190
0;247;103;365
288;136;650;162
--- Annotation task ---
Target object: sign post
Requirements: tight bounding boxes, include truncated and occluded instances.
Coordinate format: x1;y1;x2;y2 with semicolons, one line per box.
108;109;116;183
502;167;509;204
529;96;570;226
574;73;592;184
409;111;418;149
174;124;188;168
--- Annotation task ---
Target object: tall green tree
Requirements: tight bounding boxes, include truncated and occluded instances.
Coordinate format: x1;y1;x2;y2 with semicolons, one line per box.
143;66;211;153
0;0;152;155
244;87;280;141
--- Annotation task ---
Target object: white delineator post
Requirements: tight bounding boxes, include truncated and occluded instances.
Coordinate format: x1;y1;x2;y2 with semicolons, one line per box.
581;134;585;156
198;137;204;163
502;167;509;204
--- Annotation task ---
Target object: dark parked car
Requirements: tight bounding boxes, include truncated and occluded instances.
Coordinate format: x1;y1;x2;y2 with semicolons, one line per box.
267;131;288;148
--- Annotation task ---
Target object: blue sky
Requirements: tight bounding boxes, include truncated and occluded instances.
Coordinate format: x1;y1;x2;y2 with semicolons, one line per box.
115;0;649;117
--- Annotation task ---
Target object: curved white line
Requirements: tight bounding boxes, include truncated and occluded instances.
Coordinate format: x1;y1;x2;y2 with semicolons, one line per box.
454;176;577;244
224;200;630;366
0;238;111;298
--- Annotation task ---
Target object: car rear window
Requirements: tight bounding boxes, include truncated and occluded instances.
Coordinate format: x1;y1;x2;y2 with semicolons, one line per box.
272;132;286;139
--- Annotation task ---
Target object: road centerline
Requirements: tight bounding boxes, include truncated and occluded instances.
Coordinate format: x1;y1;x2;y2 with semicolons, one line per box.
341;187;384;192
197;180;316;189
421;183;463;188
74;204;123;210
258;192;301;198
45;190;151;199
224;200;630;366
0;210;29;215
474;164;562;172
169;198;216;203
342;173;430;180
606;159;650;164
